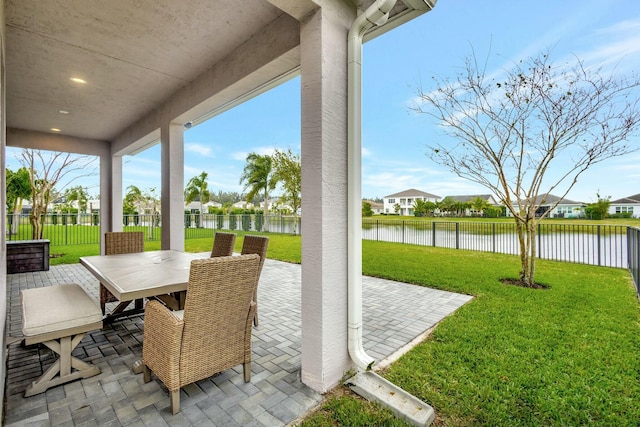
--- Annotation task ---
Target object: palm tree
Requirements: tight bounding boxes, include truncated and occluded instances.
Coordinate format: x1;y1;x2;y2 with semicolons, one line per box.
239;153;276;232
471;196;490;217
184;172;211;218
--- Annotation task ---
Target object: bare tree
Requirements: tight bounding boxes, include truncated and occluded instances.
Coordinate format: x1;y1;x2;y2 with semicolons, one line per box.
416;51;640;287
19;149;95;239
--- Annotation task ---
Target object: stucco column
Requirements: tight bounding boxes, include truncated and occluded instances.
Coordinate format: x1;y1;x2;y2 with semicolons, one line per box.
300;2;356;393
0;1;7;420
160;123;184;251
99;153;120;254
111;155;123;232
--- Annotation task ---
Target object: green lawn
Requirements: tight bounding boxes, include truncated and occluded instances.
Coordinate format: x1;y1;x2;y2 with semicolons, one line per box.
49;231;301;266
47;232;640;426
302;240;640;426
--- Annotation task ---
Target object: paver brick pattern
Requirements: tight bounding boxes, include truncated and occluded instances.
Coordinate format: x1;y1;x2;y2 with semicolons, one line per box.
5;255;472;426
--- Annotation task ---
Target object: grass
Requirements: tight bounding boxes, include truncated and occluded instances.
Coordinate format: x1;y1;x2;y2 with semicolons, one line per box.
46;232;640;425
301;241;640;426
49;231;302;266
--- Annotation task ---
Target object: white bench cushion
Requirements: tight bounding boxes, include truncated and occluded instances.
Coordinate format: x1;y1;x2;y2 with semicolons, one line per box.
21;284;102;337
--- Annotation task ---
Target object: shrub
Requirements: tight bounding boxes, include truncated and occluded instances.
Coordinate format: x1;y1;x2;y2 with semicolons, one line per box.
255;214;264;232
611;212;632;218
242;214;251;231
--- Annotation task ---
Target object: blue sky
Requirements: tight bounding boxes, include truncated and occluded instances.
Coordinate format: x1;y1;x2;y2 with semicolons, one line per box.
7;0;640;203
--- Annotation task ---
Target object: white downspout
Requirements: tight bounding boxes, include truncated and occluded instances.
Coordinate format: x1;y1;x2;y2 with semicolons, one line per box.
347;0;398;371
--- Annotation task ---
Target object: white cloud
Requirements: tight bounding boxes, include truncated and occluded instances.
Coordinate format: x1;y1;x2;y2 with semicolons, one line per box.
183;165;202;178
185;143;213;157
231;146;277;161
123;156;160;178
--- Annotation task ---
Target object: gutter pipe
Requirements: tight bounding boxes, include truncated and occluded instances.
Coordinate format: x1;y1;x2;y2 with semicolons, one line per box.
347;0;398;371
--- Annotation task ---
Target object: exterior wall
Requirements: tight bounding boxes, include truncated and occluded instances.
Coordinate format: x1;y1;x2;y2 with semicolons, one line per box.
609;203;639;217
0;0;6;419
505;203;585;218
548;204;584;218
383;194;438;215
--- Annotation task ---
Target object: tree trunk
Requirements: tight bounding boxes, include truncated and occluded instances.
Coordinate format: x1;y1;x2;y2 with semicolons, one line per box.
11;202;22;235
263;189;269;233
29;209;42;240
515;217;537;287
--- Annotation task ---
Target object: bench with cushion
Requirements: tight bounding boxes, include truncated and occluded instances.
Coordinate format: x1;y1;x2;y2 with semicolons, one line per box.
20;284;103;397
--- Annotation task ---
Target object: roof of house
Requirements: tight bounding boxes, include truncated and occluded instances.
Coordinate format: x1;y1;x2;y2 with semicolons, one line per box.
384;188;440;199
611;193;640;204
533;193;583;206
442;194;495;203
363;200;383;208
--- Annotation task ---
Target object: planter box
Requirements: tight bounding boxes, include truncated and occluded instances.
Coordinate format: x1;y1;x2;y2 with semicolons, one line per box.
6;239;50;274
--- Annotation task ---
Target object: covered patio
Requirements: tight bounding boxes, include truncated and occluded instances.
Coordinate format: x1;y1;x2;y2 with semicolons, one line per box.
5;258;471;425
0;0;447;422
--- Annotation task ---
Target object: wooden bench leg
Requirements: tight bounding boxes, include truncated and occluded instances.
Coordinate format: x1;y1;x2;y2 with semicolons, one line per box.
24;333;100;397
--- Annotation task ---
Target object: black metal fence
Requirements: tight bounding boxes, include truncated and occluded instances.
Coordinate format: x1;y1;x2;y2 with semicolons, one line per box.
362;219;629;268
628;227;640;295
6;214;639;272
5;213;300;246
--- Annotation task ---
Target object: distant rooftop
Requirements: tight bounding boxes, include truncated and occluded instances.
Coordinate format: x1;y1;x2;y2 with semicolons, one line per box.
533;193;584;205
384;188;440;199
611;193;640;204
442;194;495;203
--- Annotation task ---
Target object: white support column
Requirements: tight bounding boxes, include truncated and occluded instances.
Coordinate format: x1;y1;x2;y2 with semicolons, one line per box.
99;153;118;254
300;2;356;393
160;123;184;251
111;156;123;233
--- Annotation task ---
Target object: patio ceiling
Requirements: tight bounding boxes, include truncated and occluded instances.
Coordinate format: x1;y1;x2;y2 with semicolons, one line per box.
5;0;427;150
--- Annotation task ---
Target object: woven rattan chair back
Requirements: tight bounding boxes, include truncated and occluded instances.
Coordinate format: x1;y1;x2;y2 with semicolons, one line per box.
100;232;145;314
240;235;269;326
105;231;144;255
210;232;236;258
142;254;260;413
180;254;260;385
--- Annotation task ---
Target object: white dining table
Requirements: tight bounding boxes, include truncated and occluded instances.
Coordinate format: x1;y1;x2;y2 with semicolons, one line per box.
80;250;209;320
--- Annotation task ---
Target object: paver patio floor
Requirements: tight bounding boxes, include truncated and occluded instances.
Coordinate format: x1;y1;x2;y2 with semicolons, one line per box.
4;257;472;426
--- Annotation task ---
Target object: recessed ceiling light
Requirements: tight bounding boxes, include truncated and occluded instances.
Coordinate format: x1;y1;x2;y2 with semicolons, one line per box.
70;77;87;84
59;110;69;114
50;128;61;132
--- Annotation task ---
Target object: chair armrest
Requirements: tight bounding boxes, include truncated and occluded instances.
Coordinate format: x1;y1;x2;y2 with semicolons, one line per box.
142;300;184;391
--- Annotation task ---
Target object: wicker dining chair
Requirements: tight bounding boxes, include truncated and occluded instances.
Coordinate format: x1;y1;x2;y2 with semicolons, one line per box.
240;235;269;326
142;254;260;414
210;232;236;258
100;231;144;315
